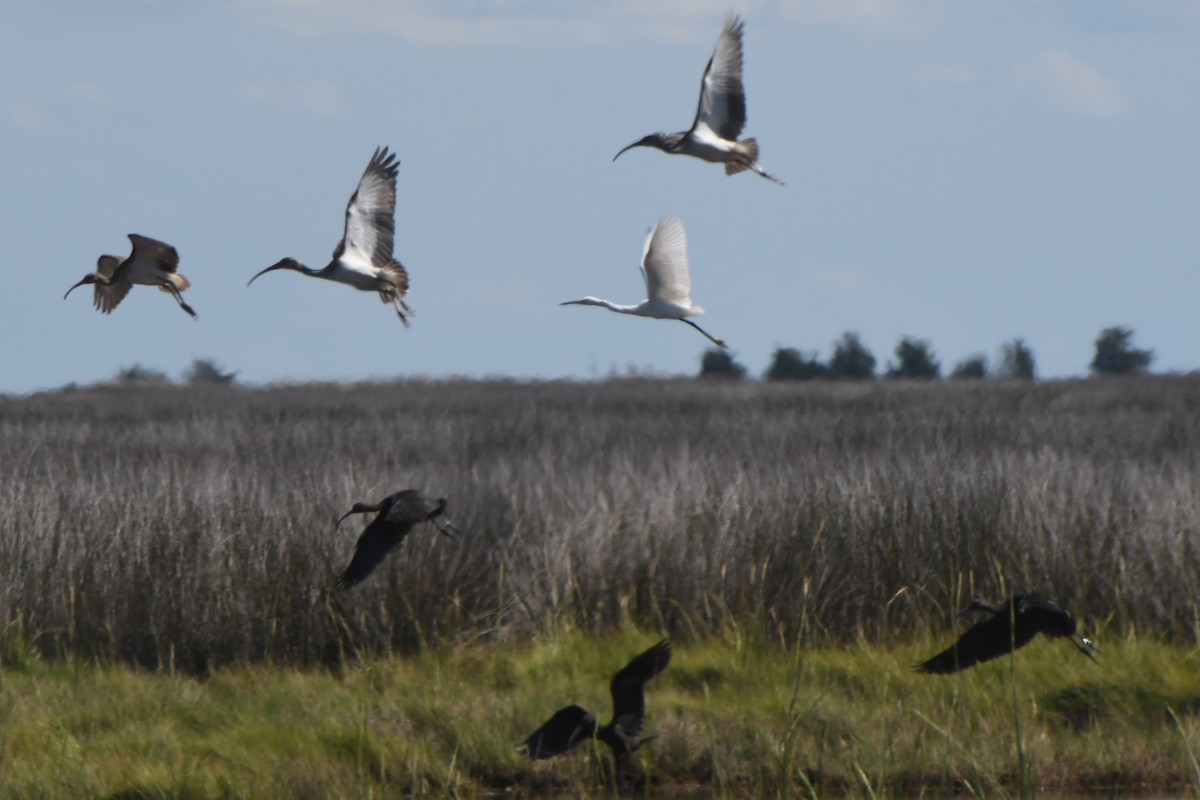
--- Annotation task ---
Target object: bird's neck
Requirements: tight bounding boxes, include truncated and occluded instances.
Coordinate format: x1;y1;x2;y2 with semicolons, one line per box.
574;297;640;314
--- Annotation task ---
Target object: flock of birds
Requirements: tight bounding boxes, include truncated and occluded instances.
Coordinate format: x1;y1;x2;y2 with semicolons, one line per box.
58;11;1103;777
63;14;788;349
334;488;1100;771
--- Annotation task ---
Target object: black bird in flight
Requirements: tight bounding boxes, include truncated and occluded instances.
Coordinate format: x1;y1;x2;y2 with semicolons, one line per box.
334;489;458;590
64;234;197;319
917;594;1100;675
519;640;672;762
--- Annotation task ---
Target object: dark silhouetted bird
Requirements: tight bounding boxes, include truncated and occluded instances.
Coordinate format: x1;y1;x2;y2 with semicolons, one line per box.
612;14;783;185
248;146;412;324
334;490;458;589
917;594;1100;675
519;639;672;762
64;234;196;318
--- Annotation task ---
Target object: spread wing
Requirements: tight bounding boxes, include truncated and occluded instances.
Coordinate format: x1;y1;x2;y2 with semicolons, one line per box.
609;639;671;738
640;217;691;305
334;516;414;590
518;705;596;759
691;14;747;142
127;234;181;273
380;490;443;525
336;147;399;269
916;610;1039;674
92;255;131;313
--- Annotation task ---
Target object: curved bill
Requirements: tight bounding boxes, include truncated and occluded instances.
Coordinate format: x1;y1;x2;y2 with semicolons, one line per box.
247;260;291;287
612;140;643;162
63;278;90;300
335;509;358;529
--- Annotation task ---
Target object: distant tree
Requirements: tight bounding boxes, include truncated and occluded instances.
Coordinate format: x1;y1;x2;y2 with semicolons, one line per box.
698;348;747;380
765;347;829;381
950;355;987;379
1090;326;1152;375
116;364;169;384
185;357;238;385
886;336;940;379
997;338;1036;380
828;331;876;380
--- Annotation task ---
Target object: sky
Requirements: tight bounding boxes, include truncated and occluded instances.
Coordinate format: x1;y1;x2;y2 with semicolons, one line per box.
2;0;1197;392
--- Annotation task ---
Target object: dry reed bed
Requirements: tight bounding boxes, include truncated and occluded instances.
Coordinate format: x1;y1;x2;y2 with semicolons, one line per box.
1;376;1198;670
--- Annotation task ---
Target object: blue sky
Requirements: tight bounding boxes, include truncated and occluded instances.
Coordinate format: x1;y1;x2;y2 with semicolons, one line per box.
3;1;1197;392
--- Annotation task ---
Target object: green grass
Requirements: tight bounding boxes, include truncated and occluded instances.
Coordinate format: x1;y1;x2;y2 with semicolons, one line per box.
1;633;1197;798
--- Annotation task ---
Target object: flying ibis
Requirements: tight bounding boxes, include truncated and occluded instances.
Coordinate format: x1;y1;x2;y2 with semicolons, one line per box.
248;146;412;324
518;639;672;762
560;217;728;349
917;594;1101;675
64;234;196;319
613;14;783;185
334;489;459;590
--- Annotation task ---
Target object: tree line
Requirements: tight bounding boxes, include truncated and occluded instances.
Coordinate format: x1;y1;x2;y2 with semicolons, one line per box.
701;326;1154;381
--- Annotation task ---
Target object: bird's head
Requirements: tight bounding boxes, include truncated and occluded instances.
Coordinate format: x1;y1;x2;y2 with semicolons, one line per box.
247;257;301;286
63;273;98;299
613;133;672;161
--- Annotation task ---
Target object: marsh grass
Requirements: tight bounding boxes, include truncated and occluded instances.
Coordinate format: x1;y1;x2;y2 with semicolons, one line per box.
2;376;1200;670
0;633;1196;797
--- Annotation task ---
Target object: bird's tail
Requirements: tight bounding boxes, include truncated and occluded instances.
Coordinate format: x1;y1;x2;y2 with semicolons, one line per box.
724;138;759;175
159;273;191;292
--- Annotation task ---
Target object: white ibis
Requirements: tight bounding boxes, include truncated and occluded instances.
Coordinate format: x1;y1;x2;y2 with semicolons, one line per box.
334;489;459;590
561;217;728;349
518;640;672;762
917;594;1101;675
248;146;412;324
613;14;783;185
63;234;196;319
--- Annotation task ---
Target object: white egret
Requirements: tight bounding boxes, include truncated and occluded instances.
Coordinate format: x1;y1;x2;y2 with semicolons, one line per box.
561;217;728;349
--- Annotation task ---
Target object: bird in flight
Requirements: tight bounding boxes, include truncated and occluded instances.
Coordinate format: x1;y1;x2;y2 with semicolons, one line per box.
334;489;459;590
613;14;783;185
248;146;412;324
917;594;1101;675
64;234;196;319
561;217;728;349
518;639;672;763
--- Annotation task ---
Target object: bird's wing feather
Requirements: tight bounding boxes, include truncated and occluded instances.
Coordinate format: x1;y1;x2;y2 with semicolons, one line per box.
127;234;181;273
691;14;747;142
519;705;596;759
917;610;1038;674
335;518;411;589
609;639;671;738
339;147;399;269
94;279;132;314
381;490;442;525
640;218;691;305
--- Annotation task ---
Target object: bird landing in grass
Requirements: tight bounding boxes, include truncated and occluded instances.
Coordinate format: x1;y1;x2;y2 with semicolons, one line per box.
917;594;1100;675
518;639;671;766
333;489;459;590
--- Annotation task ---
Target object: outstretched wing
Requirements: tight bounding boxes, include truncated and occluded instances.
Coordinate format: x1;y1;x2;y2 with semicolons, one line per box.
380;490;445;525
916;609;1039;674
335;517;413;590
127;234;181;273
92;255;131;313
336;147;399;269
691;14;747;142
640;217;691;306
609;639;671;738
518;705;596;759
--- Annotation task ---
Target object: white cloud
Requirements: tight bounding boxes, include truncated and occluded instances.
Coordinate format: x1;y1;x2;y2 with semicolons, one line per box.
6;102;46;130
1015;49;1128;118
780;0;929;37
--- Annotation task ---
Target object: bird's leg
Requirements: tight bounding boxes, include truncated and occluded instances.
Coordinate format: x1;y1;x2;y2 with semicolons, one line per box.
681;319;728;349
430;516;460;538
163;284;198;319
751;163;785;186
393;297;412;327
1073;636;1101;661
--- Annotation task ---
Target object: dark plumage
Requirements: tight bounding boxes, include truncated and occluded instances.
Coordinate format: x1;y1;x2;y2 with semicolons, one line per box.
334;489;458;590
917;594;1100;675
519;640;672;762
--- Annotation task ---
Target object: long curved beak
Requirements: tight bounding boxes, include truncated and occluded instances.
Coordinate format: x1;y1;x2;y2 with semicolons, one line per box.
334;509;358;529
247;262;289;287
63;279;89;300
612;141;642;162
